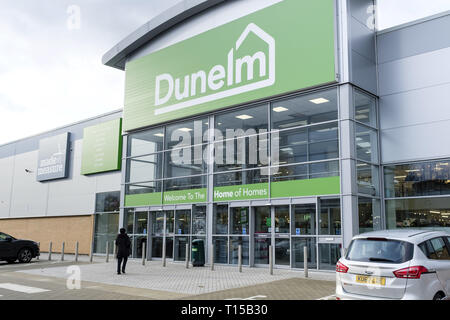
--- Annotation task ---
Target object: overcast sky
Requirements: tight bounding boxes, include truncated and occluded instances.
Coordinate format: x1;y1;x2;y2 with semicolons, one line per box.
1;0;450;145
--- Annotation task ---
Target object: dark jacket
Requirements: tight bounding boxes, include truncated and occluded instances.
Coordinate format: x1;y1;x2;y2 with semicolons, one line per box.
115;233;131;258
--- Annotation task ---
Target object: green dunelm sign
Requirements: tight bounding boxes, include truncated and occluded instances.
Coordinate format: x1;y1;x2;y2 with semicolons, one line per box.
81;118;123;175
123;0;336;131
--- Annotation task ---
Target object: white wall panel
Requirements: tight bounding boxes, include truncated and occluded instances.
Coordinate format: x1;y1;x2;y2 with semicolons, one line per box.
46;139;96;216
95;172;122;194
379;47;450;96
380;83;450;130
9;151;48;217
381;120;450;163
0;157;14;217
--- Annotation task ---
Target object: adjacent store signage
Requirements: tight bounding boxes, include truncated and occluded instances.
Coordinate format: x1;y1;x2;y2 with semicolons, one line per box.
123;0;336;131
36;132;70;182
81;119;123;175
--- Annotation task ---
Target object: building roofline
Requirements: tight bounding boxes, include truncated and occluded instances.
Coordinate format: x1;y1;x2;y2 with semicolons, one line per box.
377;10;450;36
0;108;123;148
102;0;226;71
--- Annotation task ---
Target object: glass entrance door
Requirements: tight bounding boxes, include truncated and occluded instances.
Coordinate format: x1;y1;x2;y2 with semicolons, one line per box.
150;208;194;260
151;211;164;258
254;206;271;265
274;206;290;266
150;210;174;259
133;210;148;258
253;205;291;267
292;203;317;269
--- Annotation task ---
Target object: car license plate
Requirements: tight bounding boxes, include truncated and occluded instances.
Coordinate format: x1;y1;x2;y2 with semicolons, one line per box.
356;275;386;286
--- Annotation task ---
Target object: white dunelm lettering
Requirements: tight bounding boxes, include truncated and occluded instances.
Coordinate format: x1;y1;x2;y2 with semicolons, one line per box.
154;23;275;111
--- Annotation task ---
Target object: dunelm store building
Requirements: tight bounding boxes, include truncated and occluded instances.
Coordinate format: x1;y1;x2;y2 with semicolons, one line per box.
1;0;449;271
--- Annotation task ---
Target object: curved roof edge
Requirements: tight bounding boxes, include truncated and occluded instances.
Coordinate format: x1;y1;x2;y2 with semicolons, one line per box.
102;0;226;70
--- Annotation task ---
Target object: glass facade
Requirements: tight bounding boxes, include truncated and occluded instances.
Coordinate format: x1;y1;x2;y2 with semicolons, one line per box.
125;88;340;204
385;159;450;233
124;209;149;258
120;86;381;270
93;191;120;254
353;89;381;234
385;160;450;198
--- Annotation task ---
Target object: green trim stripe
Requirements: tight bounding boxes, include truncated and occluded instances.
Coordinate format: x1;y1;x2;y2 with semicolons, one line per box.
125;193;162;207
124;177;340;207
271;176;340;198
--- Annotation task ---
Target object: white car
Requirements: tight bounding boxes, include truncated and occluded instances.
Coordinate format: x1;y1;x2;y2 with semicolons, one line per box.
336;229;450;300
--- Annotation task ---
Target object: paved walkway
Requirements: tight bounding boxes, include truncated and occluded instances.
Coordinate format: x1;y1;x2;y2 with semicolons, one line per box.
18;253;335;299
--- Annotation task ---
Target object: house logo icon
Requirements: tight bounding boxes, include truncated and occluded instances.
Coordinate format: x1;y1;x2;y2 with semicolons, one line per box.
154;23;276;116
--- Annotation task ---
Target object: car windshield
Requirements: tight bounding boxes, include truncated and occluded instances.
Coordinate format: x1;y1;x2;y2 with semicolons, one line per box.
0;232;12;240
346;238;414;264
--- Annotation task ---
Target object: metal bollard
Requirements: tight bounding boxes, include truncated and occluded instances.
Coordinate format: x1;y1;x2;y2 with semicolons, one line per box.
37;242;40;261
89;241;94;263
113;242;117;260
106;241;109;263
61;242;65;261
304;246;308;278
210;244;215;271
269;245;273;275
162;239;166;267
238;245;242;273
185;243;189;269
75;242;79;262
142;242;146;266
48;242;53;261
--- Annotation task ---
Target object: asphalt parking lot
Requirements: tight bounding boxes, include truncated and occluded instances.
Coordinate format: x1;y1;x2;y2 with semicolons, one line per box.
0;257;336;300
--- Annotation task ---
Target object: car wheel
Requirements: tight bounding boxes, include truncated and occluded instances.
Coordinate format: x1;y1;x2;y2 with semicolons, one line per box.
433;292;445;300
17;248;33;263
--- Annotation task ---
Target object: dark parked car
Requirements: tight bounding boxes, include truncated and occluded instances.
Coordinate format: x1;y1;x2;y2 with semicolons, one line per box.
0;232;40;263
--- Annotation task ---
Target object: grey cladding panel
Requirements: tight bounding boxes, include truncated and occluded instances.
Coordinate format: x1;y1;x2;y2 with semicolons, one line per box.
378;47;450;96
348;0;374;27
378;14;450;64
381;120;450;163
0;111;122;159
351;50;377;94
379;83;450;130
0;143;15;158
350;16;376;62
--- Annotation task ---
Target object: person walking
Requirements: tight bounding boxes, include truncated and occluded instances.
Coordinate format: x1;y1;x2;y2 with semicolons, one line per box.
116;228;131;275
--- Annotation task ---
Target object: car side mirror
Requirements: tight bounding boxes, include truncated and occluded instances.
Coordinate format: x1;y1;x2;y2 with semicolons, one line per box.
5;237;13;242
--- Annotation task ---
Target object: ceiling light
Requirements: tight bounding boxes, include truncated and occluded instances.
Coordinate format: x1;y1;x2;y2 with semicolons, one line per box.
358;142;371;148
273;106;289;113
154;133;164;137
279;120;308;128
236;115;253;120
178;128;193;132
309;98;329;104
